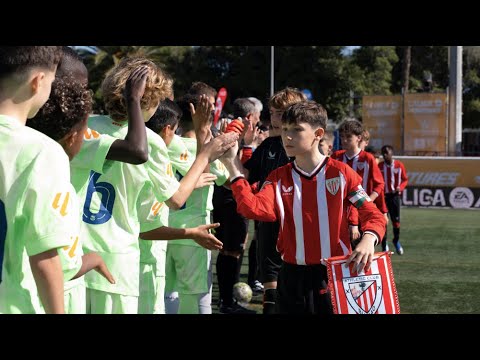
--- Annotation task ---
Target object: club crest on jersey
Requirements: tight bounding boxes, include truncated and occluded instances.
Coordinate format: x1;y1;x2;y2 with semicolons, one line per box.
342;274;383;314
326;177;340;195
282;185;293;194
268;151;276;160
357;162;365;170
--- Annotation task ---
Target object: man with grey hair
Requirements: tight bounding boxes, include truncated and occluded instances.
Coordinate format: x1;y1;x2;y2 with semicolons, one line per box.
234;98;261;127
248;97;263;113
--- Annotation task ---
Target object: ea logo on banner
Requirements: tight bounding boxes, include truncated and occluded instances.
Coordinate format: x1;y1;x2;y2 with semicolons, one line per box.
449;187;474;208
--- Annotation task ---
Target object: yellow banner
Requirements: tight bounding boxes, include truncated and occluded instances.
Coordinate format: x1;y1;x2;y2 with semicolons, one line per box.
403;93;447;155
362;95;402;152
396;156;480;188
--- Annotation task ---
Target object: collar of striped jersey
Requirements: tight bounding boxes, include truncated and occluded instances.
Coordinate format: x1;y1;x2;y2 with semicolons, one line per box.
344;149;362;161
292;157;328;180
385;159;395;167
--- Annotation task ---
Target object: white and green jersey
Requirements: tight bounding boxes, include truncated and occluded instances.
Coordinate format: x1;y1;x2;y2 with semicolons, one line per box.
70;127;116;196
77;115;175;296
0;115;78;314
138;128;179;267
65;127;118;292
168;135;229;247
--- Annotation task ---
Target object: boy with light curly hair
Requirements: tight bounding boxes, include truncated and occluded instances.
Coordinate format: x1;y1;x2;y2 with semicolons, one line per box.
80;56;237;314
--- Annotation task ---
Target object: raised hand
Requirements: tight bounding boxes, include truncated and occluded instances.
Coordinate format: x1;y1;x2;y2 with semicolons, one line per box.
243;120;261;146
191;223;223;250
201;131;239;163
190;94;214;131
124;66;149;103
225;118;245;134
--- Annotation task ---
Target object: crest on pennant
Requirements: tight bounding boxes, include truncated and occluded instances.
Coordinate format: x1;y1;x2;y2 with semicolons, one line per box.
342;274;383;314
325;177;340;196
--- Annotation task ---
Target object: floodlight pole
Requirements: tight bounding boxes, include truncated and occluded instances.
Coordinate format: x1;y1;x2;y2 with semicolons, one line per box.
448;46;463;156
270;46;274;97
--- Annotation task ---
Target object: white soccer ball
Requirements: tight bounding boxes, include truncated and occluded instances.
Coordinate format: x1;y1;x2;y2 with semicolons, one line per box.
233;282;253;304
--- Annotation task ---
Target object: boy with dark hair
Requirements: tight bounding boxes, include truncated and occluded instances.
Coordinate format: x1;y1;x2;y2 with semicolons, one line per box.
27;75;117;312
187;81;217;102
242;87;306;314
332;120;386;248
220;100;386;313
155;98;230;314
379;145;408;255
0;46;68;313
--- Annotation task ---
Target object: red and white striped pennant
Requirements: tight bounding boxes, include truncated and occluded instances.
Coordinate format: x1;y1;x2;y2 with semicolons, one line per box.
323;252;400;314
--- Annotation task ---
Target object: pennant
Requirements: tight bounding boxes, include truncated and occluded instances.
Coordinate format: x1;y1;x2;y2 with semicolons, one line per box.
213;87;228;127
324;252;400;314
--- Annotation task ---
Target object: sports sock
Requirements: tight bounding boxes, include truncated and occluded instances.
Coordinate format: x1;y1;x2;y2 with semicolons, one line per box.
393;227;400;244
263;288;277;315
164;291;179;314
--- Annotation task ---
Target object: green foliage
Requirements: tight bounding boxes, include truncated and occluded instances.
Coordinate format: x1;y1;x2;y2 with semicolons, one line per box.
82;46;480;128
392;46;448;94
351;46;399;96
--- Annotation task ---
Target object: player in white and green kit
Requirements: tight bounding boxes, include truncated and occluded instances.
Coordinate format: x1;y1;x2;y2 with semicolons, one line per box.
166;133;229;314
79;57;236;314
28;48;151;314
145;91;227;314
0;46;68;314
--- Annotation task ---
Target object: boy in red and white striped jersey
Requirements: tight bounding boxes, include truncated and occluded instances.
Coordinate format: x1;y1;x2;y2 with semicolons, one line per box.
332;122;387;250
220;101;386;314
379;145;408;255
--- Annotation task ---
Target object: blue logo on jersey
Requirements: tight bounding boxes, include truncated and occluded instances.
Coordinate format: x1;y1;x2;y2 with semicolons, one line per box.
83;171;116;225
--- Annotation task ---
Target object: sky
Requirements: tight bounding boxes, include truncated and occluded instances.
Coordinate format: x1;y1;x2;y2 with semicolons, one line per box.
342;46;360;55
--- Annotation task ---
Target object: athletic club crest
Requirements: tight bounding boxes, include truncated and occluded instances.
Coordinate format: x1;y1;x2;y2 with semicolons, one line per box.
357;162;365;170
325;177;340;195
342;274;383;314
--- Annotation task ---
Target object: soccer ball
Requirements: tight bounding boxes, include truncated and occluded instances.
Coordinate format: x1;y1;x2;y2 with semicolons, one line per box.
233;282;253;304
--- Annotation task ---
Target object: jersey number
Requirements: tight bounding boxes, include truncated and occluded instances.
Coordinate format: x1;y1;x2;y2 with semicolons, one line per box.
0;200;7;284
83;171;116;225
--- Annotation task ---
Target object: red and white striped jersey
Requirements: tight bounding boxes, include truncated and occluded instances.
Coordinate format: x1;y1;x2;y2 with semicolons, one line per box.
231;157;386;266
378;160;408;194
331;150;384;196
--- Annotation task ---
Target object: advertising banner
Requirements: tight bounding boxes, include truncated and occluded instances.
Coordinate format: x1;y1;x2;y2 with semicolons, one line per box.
396;156;480;208
403;93;447;155
362;95;402;152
